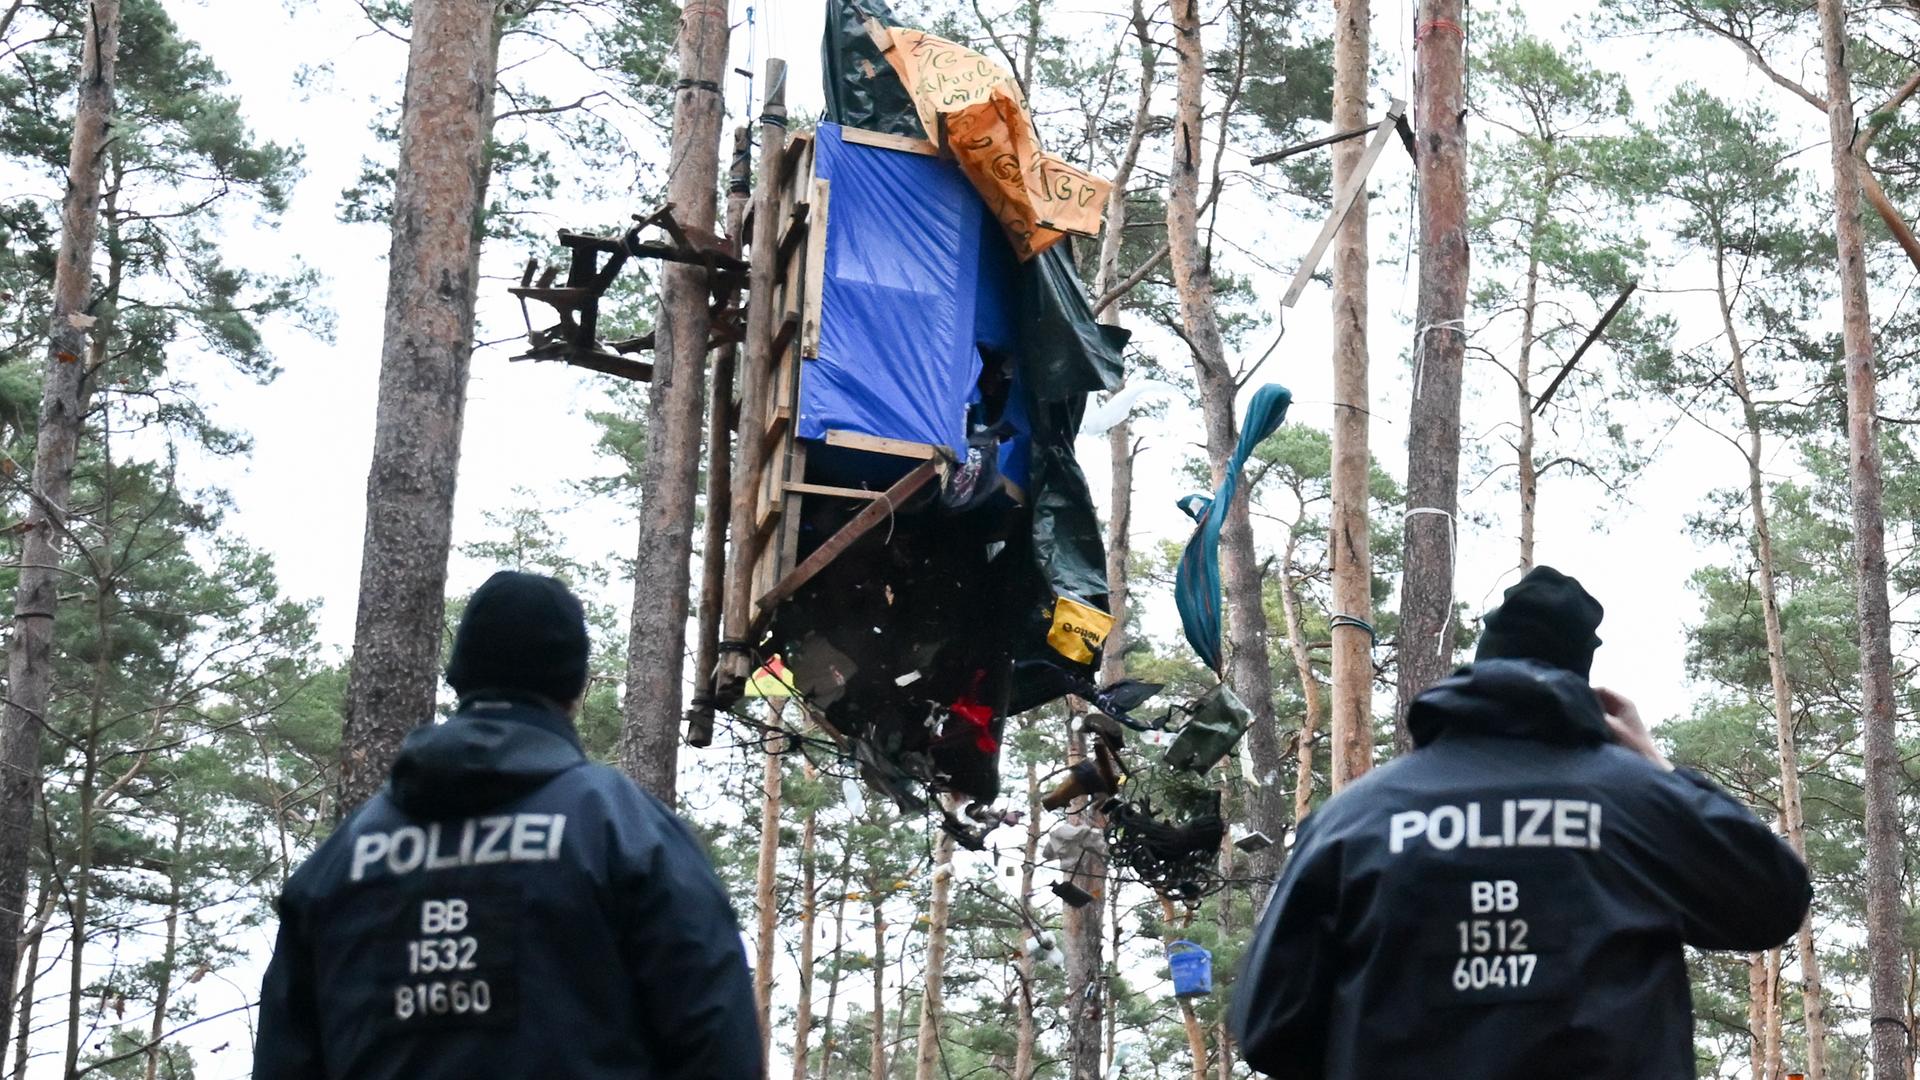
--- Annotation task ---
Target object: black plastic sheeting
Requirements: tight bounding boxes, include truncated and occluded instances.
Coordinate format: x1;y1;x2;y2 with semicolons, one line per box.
821;0;927;139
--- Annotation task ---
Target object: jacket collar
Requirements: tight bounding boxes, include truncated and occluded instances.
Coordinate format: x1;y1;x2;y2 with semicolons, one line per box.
1407;659;1609;749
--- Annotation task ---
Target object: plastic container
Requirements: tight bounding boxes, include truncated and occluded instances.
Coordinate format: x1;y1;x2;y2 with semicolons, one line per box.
1167;940;1213;997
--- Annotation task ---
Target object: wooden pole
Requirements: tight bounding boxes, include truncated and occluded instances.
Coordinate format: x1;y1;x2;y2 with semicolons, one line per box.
1814;2;1904;1076
720;60;789;699
687;125;753;748
1327;0;1374;791
1395;0;1469;749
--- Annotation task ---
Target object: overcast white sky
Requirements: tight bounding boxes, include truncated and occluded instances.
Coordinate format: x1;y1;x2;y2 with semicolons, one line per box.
16;0;1864;1074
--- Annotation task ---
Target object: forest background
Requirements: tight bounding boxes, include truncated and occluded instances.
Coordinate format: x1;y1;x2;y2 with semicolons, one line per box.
1;0;1914;1077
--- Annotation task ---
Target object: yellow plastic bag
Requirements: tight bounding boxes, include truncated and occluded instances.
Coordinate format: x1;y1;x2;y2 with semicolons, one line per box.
1047;595;1115;664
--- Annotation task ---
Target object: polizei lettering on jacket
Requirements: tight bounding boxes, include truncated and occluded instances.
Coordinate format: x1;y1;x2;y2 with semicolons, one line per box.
1388;799;1600;854
349;814;567;881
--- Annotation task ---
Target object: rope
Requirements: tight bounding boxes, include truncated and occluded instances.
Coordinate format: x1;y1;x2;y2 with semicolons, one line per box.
1404;507;1457;659
674;78;724;95
1412;319;1467;401
1328;613;1377;644
1416;18;1465;42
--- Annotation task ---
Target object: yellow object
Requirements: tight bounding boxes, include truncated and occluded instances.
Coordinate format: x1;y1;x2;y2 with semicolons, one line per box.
874;25;1109;261
744;656;798;699
1047;595;1114;664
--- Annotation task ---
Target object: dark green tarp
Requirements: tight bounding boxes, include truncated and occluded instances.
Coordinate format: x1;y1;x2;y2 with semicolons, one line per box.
822;0;928;139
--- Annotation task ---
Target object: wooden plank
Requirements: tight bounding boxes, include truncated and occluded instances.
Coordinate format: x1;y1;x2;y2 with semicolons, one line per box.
801;178;831;358
776;440;809;586
841;126;940;157
721;59;793;702
1280;97;1407;310
823;429;941;460
756;459;941;615
784;480;885;500
563;352;653;383
769;310;799;362
775;204;811;276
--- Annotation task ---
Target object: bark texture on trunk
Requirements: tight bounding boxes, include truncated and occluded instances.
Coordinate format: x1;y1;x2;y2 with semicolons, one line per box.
0;0;119;1041
1279;535;1323;823
1814;4;1904;1076
912;830;954;1080
619;0;731;802
339;0;500;810
1327;0;1373;791
1013;757;1040;1080
791;800;818;1080
1168;0;1284;884
1395;0;1469;748
753;736;783;1057
1063;732;1107;1080
869;892;888;1080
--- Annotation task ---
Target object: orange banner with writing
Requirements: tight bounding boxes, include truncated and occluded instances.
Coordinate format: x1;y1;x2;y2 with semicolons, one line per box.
878;26;1109;261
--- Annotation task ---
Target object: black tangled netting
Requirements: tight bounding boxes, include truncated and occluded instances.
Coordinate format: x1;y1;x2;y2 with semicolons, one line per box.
1103;786;1228;903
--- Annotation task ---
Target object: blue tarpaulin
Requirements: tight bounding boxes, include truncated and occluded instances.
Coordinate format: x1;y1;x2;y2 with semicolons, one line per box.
804;124;993;456
1175;384;1294;674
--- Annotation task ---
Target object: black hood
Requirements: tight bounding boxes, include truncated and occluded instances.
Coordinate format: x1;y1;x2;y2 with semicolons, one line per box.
387;701;585;817
1407;658;1610;749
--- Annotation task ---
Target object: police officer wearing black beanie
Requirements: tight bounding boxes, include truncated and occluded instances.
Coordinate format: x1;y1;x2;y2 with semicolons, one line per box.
255;572;761;1080
1230;565;1811;1080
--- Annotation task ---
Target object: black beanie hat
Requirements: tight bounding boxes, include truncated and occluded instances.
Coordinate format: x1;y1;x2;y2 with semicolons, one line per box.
445;570;591;706
1474;565;1604;678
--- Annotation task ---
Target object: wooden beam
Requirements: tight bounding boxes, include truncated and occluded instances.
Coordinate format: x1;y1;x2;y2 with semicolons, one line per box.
801;178;832;358
822;429;942;459
1280;97;1407;310
784;480;885;500
720;58;791;703
841;126;940;157
755;459;941;615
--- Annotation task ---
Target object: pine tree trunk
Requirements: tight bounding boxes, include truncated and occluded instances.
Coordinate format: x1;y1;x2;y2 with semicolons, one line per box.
754;732;784;1057
1013;757;1040;1080
1396;0;1469;748
1160;897;1210;1080
1279;530;1323;823
1168;0;1284;882
1814;4;1904;1076
816;855;851;1080
791;800;819;1080
913;830;954;1080
10;880;53;1080
1515;204;1545;572
1063;732;1107;1080
618;0;731;802
144;816;186;1080
869;891;887;1080
0;0;118;1038
1721;262;1828;1080
1765;946;1784;1079
1749;952;1768;1080
1327;0;1374;790
339;0;501;809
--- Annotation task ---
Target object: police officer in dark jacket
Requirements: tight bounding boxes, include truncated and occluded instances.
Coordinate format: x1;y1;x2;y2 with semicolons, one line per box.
1227;566;1810;1079
254;571;762;1080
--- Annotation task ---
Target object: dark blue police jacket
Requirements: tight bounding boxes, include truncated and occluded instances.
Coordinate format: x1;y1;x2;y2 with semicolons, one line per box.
1228;659;1811;1080
253;700;762;1080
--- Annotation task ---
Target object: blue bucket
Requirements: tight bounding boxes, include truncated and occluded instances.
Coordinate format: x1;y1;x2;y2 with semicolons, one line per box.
1168;940;1212;997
